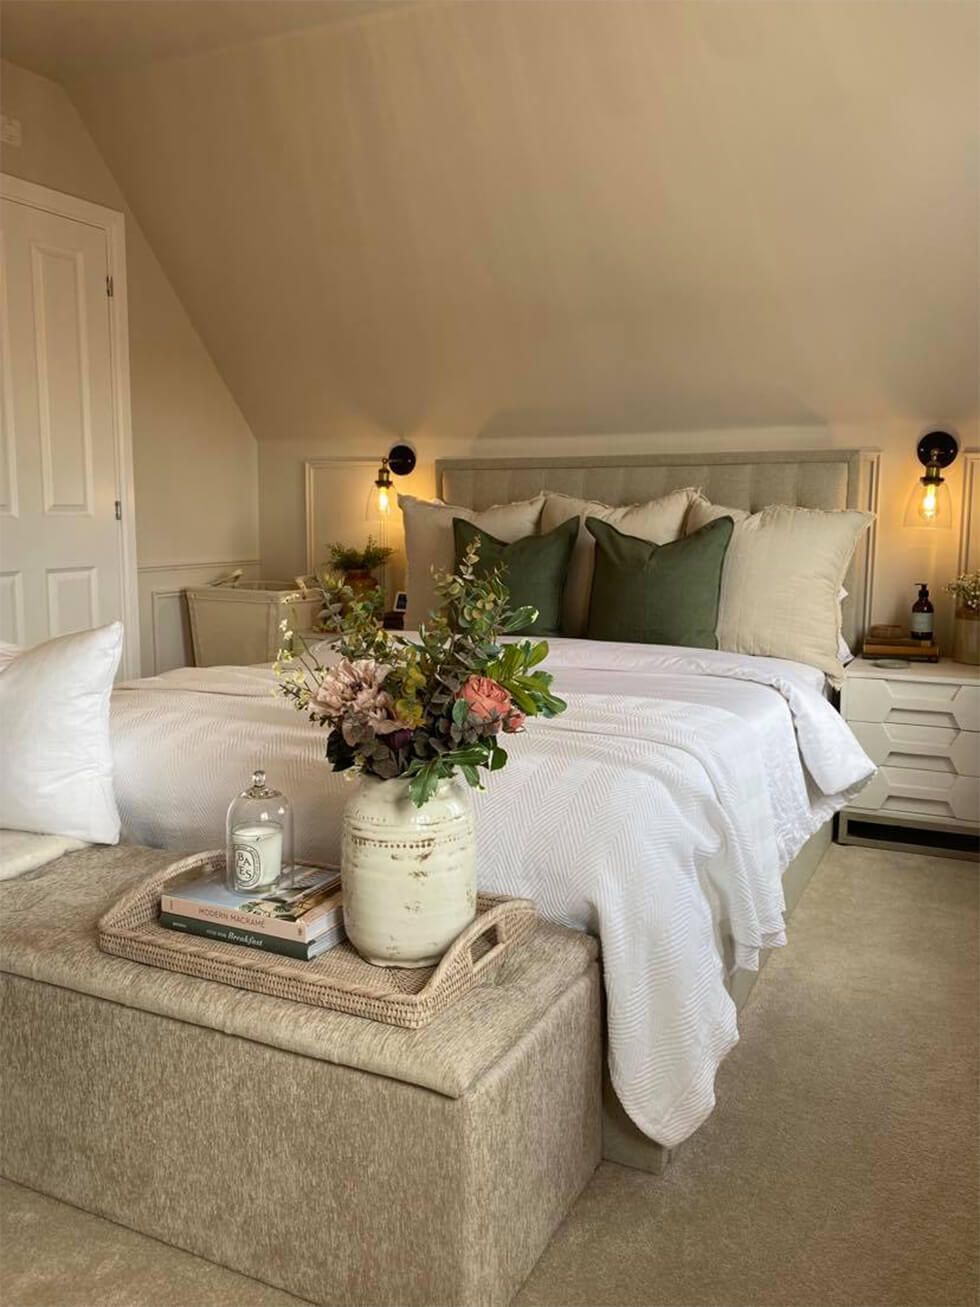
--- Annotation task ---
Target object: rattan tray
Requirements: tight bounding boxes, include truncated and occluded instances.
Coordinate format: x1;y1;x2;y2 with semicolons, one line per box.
97;851;537;1029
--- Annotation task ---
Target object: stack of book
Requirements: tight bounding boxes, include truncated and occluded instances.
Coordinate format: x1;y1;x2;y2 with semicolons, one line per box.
861;636;940;663
160;866;344;960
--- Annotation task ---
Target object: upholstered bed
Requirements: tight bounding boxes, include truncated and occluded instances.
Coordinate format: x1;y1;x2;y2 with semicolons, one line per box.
96;449;880;1168
435;447;879;653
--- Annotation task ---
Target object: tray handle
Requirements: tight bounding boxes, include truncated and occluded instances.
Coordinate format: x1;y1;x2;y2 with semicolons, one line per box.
428;898;536;990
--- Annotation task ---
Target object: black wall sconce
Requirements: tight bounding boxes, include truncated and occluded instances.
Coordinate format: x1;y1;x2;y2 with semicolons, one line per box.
369;443;417;519
904;431;958;529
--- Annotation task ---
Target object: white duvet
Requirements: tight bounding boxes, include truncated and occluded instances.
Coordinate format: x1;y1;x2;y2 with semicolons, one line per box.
111;639;873;1147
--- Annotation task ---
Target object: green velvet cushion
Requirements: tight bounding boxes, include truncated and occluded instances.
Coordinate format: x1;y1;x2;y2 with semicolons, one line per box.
452;515;578;636
585;515;734;648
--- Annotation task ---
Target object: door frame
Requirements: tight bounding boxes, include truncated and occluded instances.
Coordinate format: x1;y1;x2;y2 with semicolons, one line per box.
1;172;140;677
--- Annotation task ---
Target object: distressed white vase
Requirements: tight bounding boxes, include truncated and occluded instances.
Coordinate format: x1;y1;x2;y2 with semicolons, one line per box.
341;775;477;967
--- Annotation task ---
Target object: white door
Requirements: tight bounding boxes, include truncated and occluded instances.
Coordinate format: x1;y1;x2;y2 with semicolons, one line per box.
0;193;128;657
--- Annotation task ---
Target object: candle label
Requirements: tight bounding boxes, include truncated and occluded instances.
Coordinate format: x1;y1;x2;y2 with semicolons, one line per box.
232;824;282;891
234;844;262;888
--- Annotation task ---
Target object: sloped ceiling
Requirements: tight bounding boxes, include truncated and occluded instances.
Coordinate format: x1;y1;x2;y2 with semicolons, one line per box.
0;0;411;80
7;0;978;445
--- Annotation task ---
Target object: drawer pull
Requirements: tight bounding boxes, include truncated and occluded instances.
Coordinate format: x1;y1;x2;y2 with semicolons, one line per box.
883;710;959;729
881;797;952;818
845;679;980;731
849;722;980;778
848;769;979;822
881;752;955;773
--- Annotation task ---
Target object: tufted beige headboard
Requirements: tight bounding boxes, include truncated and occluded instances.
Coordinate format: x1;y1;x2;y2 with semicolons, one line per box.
437;448;880;650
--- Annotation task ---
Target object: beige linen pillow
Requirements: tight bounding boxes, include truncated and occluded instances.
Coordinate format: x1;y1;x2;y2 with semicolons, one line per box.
399;493;545;628
688;498;872;683
541;487;700;636
685;496;750;531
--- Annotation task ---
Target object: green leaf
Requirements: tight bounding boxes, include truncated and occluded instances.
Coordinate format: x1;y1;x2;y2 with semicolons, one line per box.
509;686;538;715
408;761;441;808
489;743;508;771
524;640;549;668
538;692;567;717
502;606;538;633
452;697;470;727
440;744;489;767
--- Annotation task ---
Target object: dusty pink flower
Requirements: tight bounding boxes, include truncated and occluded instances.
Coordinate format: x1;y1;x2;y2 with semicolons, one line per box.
458;675;511;724
501;710;526;734
312;658;405;733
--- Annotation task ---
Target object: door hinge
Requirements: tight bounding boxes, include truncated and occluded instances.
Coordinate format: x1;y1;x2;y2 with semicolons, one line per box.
114;500;122;521
106;275;114;298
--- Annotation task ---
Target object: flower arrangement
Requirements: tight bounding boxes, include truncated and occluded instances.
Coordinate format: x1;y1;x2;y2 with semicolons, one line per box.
945;570;980;612
276;542;566;806
326;538;393;574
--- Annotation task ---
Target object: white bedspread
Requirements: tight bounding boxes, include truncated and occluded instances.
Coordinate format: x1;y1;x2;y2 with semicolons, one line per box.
111;639;873;1147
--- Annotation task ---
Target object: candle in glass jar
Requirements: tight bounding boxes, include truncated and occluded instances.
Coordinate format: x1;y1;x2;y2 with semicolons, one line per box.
231;823;283;892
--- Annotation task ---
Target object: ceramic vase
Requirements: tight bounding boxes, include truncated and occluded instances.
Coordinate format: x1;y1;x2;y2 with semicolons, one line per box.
341;775;477;967
952;607;980;665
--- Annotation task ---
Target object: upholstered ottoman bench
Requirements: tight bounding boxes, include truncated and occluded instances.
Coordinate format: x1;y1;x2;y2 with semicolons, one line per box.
0;846;601;1307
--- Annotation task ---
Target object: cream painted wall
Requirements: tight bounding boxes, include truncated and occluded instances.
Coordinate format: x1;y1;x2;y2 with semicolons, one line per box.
0;59;260;669
28;2;976;642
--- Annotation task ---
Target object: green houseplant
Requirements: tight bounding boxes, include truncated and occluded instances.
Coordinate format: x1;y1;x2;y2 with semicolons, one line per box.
325;538;393;600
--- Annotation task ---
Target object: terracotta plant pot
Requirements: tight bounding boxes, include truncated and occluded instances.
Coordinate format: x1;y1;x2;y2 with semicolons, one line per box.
952;607;980;665
343;568;380;600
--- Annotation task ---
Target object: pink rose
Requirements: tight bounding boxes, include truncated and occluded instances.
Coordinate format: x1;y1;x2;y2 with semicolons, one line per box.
502;710;526;734
458;675;511;723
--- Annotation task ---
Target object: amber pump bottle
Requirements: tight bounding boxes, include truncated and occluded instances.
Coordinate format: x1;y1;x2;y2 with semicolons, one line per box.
911;583;934;642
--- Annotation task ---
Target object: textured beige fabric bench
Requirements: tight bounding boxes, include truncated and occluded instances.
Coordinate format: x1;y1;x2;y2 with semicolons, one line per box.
0;846;602;1307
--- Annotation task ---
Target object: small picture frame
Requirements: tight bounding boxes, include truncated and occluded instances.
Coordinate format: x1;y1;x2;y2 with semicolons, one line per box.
393;591;408;613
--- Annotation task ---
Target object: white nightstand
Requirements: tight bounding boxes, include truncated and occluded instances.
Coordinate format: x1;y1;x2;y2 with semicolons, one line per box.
838;658;980;860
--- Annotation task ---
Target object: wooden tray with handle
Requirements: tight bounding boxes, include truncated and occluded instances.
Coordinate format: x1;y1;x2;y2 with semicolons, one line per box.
98;850;538;1029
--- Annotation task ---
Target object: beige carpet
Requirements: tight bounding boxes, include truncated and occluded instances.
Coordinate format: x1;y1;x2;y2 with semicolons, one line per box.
1;844;976;1307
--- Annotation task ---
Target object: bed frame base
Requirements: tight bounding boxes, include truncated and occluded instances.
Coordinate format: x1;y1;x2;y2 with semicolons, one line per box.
601;819;833;1173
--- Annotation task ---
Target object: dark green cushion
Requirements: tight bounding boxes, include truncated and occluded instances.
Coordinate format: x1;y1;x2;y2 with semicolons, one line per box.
585;515;734;647
452;515;578;636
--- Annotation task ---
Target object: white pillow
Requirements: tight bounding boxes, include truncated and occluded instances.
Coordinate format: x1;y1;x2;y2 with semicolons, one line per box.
399;494;546;628
541;487;700;636
0;623;123;844
687;496;871;683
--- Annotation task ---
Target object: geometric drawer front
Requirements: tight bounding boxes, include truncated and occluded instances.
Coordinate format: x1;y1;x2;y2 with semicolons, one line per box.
850;722;980;777
848;768;979;823
844;678;980;731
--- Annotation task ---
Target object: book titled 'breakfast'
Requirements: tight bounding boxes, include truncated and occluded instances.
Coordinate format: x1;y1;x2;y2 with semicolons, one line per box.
160;865;344;960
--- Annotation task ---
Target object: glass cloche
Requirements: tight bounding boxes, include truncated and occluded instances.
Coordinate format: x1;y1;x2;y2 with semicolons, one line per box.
225;770;294;895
